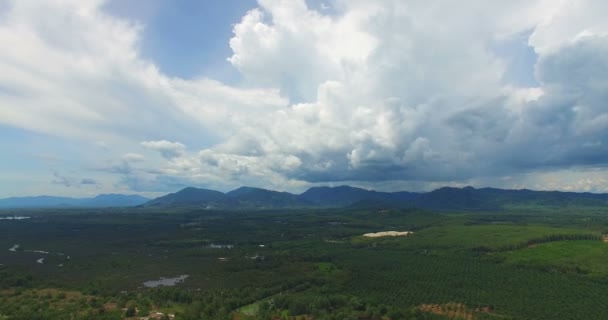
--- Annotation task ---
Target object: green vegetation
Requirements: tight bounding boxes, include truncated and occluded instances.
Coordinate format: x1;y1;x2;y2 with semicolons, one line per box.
352;224;599;252
1;206;608;319
500;240;608;276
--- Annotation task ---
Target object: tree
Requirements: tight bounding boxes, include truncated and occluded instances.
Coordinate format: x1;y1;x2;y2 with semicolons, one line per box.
125;306;136;317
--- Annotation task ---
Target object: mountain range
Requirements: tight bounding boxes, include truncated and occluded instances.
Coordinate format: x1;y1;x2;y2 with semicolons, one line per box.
142;185;608;210
0;194;150;208
2;186;608;210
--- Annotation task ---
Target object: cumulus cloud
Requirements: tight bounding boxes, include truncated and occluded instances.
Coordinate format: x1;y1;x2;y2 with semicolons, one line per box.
122;153;145;163
211;0;608;188
218;0;523;183
0;0;285;146
141;140;186;160
2;0;608;194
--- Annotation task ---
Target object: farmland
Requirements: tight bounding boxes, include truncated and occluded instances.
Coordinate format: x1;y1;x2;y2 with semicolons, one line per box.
1;207;608;319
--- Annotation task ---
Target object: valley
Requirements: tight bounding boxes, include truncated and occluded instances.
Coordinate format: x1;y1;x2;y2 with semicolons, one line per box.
1;202;608;319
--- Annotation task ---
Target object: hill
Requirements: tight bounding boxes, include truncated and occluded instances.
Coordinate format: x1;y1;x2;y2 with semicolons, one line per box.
411;186;608;210
6;186;608;210
143;187;226;208
298;185;419;207
82;194;150;207
226;187;311;208
144;185;608;210
144;186;311;209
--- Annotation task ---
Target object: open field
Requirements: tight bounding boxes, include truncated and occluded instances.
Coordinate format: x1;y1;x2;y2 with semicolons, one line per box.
1;207;608;319
500;240;608;276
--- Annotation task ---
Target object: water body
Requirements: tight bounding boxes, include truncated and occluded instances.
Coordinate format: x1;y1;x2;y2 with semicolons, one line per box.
0;216;30;220
143;275;189;288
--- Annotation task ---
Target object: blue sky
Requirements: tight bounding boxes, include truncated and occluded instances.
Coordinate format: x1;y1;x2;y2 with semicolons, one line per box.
102;0;334;81
103;0;257;82
1;0;608;197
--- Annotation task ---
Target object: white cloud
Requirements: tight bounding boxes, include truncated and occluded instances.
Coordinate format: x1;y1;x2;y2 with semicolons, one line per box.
529;0;608;54
0;0;286;146
228;0;377;101
214;0;608;188
2;0;608;195
122;153;145;163
141;140;186;160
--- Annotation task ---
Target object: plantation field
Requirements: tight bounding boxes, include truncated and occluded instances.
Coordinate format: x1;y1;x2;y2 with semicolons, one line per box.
1;207;608;319
353;224;599;252
500;240;608;276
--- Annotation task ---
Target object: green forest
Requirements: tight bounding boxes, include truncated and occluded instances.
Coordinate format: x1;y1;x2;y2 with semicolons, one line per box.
1;206;608;319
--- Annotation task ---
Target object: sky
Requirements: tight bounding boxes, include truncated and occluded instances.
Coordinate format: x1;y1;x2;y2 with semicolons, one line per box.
1;0;608;198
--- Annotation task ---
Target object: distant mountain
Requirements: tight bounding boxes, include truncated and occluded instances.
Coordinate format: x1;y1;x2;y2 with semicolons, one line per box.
298;186;376;206
144;186;310;209
142;185;420;209
411;186;486;210
411;186;608;210
0;196;78;208
145;185;608;210
84;194;151;207
144;187;226;208
226;187;311;208
10;185;606;210
301;186;608;210
298;185;419;207
0;194;150;208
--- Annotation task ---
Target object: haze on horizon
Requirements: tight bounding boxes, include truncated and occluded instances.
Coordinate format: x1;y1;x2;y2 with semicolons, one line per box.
1;0;607;198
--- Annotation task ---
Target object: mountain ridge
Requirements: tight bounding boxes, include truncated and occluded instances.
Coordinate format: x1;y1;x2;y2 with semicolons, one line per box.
4;186;608;210
0;194;150;208
142;185;608;210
